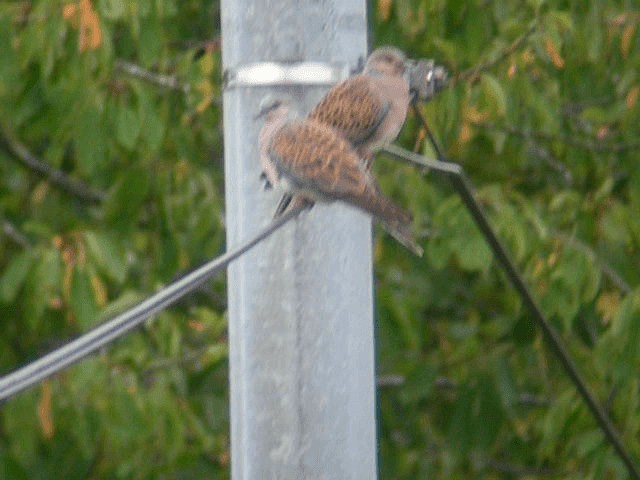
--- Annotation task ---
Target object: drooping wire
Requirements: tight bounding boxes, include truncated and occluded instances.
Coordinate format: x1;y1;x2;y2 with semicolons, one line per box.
379;100;640;480
0;204;308;402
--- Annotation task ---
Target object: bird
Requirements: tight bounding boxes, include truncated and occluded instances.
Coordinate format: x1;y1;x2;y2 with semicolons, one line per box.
307;46;412;168
256;97;415;233
273;48;446;214
271;47;413;219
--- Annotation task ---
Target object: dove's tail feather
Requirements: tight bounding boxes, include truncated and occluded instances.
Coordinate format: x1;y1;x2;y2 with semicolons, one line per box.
380;222;424;257
273;193;314;218
344;187;413;227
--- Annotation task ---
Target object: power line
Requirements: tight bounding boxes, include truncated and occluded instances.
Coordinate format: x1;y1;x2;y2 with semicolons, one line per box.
0;205;306;402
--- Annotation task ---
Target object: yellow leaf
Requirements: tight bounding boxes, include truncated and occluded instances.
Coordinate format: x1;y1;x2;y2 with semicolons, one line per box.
464;106;489;124
458;122;473;145
597;291;621;324
545;38;565;69
626;85;639;110
621;22;637;58
31;181;49;205
63;262;74;303
38;381;54;439
378;0;392;21
199;51;215;76
521;48;535;65
195;94;213;114
90;274;108;307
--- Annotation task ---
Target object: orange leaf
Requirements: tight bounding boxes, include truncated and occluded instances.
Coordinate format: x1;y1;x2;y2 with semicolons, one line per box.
62;3;78;22
188;319;206;332
621;23;637;59
609;14;628;27
79;0;102;52
596;126;609;140
507;62;517;79
626;86;639;110
38;381;54;439
545;38;565;69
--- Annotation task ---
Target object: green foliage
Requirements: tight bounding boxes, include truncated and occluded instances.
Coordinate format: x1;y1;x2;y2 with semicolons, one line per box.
0;0;639;478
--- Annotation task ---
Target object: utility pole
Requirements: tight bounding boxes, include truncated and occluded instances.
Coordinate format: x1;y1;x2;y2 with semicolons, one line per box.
221;1;376;479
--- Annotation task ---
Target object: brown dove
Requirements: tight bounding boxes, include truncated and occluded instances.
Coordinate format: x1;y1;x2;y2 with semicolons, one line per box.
273;47;445;215
271;47;412;221
257;98;413;230
308;46;411;167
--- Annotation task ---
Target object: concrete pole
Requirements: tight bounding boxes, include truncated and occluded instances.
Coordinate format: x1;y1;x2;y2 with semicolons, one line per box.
221;1;376;479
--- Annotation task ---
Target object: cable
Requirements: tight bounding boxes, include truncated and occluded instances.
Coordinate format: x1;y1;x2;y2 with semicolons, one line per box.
377;102;640;479
0;205;307;402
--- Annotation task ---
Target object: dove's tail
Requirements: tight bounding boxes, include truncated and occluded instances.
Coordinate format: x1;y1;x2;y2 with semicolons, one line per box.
345;187;413;227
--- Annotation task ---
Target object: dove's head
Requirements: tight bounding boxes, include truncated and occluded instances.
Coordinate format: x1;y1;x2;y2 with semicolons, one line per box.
364;46;407;77
255;95;295;122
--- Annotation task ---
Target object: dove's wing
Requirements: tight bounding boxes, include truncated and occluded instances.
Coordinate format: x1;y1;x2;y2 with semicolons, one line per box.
308;75;390;147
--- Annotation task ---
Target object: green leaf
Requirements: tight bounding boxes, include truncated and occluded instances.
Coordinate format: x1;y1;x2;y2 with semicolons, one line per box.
116;102;141;150
400;366;437;404
100;0;126;20
70;266;99;329
139;18;162;66
0;250;35;303
201;344;229;369
75;105;106;175
447;383;474;456
84;231;128;283
137;88;165;152
474;374;504;449
491;356;518;408
481;73;507;116
24;248;61;327
104;166;151;231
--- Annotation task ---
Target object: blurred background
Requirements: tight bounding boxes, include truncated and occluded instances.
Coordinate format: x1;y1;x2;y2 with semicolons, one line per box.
0;0;639;478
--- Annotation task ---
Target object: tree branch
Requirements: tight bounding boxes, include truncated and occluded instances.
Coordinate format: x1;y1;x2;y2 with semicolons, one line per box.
0;126;106;203
377;374;551;406
456;21;539;83
475;121;640;154
2;219;31;248
552;231;632;294
115;60;190;94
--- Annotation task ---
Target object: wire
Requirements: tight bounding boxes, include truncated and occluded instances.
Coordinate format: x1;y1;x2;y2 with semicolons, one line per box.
0;205;307;402
378;102;640;479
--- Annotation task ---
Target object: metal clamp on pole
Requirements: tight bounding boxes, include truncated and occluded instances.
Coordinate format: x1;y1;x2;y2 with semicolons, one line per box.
223;61;350;89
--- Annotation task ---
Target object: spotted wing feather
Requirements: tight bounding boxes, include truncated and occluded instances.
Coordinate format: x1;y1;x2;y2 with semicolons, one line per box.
308;76;389;147
268;120;412;226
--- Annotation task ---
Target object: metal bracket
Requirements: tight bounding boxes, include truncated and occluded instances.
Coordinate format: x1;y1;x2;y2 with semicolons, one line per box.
223;62;350;90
